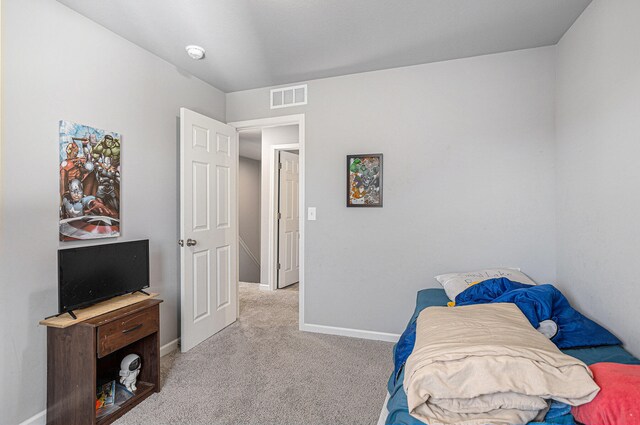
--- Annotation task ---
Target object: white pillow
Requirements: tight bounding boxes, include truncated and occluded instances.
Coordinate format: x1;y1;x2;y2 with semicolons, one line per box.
435;268;536;301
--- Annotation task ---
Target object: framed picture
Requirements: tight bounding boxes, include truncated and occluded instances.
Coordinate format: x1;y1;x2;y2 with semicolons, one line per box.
346;153;383;207
59;120;121;241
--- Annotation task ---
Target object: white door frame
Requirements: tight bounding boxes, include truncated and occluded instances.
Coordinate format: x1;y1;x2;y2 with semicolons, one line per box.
228;114;305;328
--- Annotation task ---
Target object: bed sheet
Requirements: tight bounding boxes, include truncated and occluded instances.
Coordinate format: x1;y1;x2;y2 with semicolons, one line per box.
386;288;639;425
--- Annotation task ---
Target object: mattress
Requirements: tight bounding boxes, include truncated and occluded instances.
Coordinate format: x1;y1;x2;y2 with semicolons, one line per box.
385;288;640;425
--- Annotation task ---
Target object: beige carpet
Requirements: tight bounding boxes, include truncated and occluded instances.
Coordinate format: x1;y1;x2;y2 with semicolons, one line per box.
114;283;394;425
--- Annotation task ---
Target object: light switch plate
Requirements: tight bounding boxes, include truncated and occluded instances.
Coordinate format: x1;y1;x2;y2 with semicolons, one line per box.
307;207;316;221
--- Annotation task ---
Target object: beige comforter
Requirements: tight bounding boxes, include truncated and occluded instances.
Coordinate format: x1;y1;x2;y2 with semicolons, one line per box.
403;303;599;425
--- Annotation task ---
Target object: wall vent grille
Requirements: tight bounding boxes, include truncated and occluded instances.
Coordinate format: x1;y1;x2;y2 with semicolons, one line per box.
270;84;307;109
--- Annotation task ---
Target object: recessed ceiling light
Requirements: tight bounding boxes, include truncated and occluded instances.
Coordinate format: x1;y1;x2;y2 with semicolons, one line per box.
185;45;205;60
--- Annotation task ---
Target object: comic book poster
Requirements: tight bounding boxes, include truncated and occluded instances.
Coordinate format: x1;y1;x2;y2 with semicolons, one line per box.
59;121;121;241
346;154;383;207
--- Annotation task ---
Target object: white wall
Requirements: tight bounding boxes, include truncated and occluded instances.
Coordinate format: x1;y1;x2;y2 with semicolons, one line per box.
0;0;225;423
556;0;640;356
259;125;299;286
239;156;261;282
227;46;557;335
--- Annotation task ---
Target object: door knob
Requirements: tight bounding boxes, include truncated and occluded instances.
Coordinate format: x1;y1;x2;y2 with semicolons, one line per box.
186;238;197;247
178;239;184;247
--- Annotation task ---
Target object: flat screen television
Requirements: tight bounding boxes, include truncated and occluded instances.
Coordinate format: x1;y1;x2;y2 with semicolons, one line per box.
58;239;150;315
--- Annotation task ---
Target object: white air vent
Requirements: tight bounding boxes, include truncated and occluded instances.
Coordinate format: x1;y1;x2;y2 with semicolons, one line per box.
271;84;307;109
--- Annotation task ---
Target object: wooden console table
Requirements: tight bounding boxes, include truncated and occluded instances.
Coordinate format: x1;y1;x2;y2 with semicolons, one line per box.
44;298;163;425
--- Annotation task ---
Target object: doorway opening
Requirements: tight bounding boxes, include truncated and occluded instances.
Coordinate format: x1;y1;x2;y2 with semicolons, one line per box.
231;114;305;328
237;126;300;289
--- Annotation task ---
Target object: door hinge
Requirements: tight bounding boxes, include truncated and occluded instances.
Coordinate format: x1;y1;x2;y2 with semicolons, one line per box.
279;163;283;169
277;212;282;219
277;263;281;270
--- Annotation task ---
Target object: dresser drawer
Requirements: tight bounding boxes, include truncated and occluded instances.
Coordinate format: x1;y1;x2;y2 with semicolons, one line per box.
97;305;159;358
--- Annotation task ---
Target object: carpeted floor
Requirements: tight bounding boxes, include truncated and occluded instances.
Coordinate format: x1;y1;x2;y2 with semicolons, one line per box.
114;283;394;425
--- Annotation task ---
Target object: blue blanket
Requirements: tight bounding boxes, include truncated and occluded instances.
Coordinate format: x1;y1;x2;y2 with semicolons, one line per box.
455;278;621;349
387;287;638;425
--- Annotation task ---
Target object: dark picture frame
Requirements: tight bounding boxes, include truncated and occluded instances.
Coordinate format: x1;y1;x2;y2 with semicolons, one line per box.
346;153;383;207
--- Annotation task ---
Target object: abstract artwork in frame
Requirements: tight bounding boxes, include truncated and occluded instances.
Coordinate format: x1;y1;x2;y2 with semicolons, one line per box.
59;120;121;241
347;153;383;207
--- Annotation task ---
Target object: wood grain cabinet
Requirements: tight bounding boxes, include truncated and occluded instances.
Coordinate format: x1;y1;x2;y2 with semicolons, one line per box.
46;299;162;425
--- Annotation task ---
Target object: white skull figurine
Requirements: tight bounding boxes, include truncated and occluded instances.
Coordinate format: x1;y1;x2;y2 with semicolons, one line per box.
119;354;141;392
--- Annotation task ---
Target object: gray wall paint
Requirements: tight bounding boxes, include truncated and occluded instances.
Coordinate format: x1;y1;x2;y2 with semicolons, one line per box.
239;136;262;161
227;46;558;334
556;0;640;356
6;3;636;423
0;0;225;423
239;156;261;282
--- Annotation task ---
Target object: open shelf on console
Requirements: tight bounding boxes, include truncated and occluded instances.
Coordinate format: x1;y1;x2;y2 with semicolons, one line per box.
96;381;155;425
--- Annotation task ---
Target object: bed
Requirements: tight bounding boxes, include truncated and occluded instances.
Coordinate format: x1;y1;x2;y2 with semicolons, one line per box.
380;288;640;425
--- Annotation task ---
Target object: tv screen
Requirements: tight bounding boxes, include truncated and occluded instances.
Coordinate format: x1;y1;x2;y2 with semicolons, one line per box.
58;239;150;313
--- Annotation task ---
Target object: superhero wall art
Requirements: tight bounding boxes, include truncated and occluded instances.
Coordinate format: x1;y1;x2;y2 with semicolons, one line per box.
346;153;383;207
59;121;121;241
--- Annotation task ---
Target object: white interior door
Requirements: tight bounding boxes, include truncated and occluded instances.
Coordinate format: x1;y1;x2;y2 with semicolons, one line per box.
180;107;237;352
277;151;299;288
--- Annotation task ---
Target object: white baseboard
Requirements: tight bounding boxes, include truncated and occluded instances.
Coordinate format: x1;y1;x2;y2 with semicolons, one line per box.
19;410;46;425
300;323;400;343
259;283;270;291
160;338;180;357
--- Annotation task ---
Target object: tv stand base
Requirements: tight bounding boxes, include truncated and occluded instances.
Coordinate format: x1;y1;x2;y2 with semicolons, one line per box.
43;309;77;321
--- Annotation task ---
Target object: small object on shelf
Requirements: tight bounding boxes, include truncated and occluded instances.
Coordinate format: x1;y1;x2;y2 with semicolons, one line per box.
96;380;116;410
114;382;134;405
96;380;118;419
96;403;119;420
119;353;141;392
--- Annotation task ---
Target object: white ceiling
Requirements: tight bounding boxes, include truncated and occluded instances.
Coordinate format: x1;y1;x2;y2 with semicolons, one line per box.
57;0;591;93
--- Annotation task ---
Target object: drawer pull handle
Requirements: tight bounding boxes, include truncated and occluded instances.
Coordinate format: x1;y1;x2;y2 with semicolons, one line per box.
122;324;143;334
